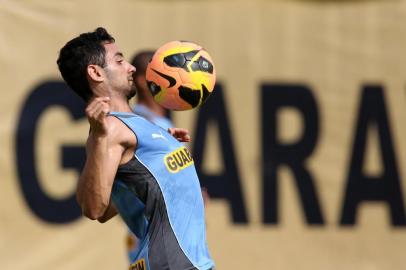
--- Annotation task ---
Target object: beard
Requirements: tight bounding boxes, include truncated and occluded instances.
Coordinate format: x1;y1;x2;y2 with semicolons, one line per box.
126;84;137;100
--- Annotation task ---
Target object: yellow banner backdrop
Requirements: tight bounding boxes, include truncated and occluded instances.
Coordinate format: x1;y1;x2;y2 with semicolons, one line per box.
1;0;406;269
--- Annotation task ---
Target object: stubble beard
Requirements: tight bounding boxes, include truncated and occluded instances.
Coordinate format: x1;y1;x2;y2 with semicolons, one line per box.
127;85;137;100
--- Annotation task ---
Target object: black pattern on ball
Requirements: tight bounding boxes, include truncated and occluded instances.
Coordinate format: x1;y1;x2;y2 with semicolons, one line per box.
178;85;201;108
184;50;199;60
201;84;211;103
198;56;214;74
164;53;186;68
147;81;161;96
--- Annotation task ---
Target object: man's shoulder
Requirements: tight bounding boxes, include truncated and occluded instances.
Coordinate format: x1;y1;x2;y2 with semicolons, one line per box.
105;115;136;146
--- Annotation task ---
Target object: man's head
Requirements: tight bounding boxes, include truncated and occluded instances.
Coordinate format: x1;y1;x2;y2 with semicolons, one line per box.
130;50;155;101
57;27;135;102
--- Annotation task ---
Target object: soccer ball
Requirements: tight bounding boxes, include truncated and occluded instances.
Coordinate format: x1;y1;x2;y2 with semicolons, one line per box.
146;40;216;111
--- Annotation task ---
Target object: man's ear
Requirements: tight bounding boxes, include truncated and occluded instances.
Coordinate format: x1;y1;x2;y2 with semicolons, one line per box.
87;64;104;82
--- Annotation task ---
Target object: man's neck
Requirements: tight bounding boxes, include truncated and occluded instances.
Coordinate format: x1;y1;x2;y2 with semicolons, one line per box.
110;100;133;112
90;95;132;113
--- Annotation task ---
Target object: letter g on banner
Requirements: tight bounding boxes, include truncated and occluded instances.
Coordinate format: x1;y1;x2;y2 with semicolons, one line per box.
15;81;85;223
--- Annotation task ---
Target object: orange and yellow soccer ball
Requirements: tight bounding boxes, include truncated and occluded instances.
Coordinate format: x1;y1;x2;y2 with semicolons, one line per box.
146;41;216;111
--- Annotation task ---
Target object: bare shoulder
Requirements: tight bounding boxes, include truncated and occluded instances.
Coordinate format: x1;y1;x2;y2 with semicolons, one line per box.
105;115;137;147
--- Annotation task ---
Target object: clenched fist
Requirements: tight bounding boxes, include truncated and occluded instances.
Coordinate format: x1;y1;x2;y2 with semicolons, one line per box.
86;97;111;136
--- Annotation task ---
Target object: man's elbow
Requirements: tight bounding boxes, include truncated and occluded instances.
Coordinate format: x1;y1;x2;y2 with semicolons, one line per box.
83;209;103;220
77;192;110;220
79;207;100;220
79;200;109;220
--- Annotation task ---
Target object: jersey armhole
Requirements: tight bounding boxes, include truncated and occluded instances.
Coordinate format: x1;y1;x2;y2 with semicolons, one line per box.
108;114;139;161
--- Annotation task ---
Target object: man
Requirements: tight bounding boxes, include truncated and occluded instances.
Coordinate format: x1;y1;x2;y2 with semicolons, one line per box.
57;27;214;270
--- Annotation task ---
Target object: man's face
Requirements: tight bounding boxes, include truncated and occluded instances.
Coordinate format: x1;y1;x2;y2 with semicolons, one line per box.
103;42;136;99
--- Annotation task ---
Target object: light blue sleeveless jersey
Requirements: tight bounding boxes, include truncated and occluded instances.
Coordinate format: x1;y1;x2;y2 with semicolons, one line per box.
109;112;214;270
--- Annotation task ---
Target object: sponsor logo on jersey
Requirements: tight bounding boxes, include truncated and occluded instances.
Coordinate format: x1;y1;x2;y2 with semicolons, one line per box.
151;131;168;141
164;146;194;173
129;258;146;270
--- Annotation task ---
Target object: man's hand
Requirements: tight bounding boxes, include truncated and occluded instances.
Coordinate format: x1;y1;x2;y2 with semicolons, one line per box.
168;128;191;142
85;97;111;136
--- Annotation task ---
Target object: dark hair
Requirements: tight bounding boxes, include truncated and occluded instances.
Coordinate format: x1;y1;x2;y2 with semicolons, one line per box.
130;50;155;77
57;27;115;102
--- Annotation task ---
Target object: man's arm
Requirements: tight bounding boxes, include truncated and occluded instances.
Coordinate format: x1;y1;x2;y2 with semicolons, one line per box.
77;132;123;220
76;97;127;220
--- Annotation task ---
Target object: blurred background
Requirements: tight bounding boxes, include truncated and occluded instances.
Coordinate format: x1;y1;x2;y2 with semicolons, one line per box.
2;0;406;269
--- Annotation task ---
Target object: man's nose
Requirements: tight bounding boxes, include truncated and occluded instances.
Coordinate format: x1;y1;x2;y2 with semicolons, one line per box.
129;64;136;73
